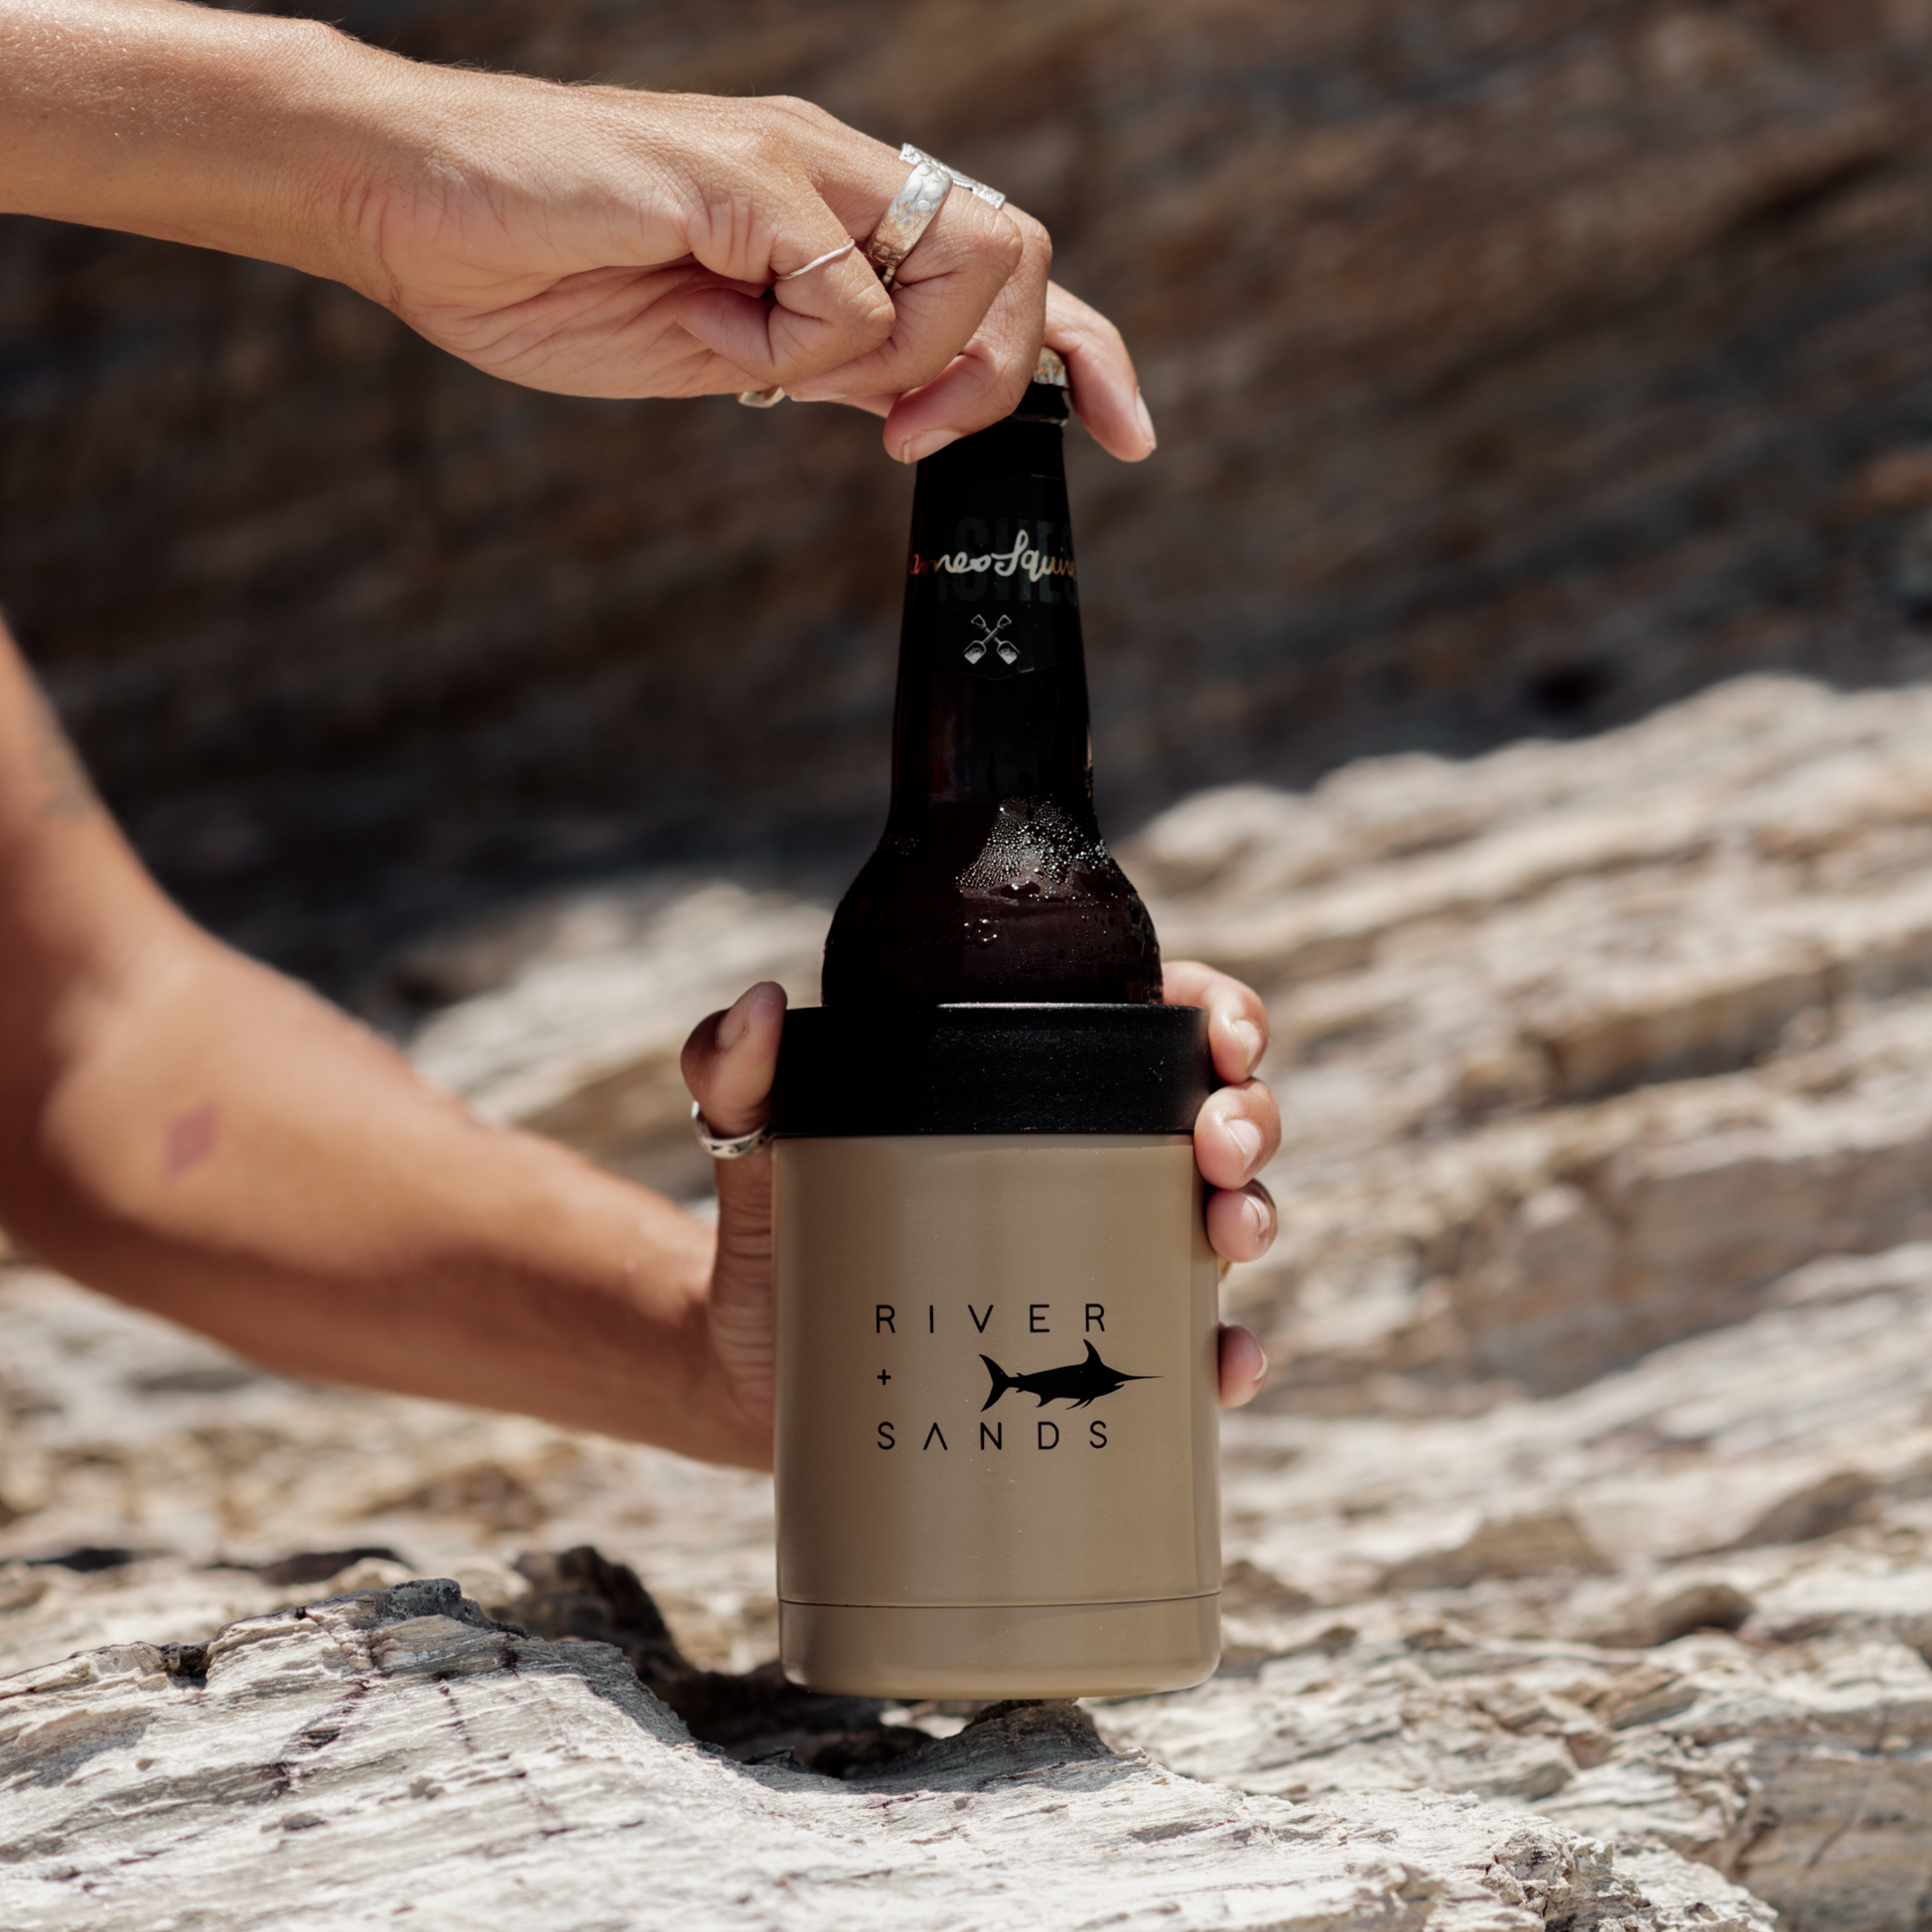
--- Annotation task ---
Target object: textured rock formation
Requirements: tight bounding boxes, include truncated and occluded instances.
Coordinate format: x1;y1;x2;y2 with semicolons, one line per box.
1113;1625;1932;1932
11;675;1932;1926
1132;674;1932;1410
9;1;1932;984
0;1577;1772;1932
408;672;1932;1307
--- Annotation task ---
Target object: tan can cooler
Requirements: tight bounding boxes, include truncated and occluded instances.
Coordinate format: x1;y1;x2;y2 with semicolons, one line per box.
769;1004;1221;1701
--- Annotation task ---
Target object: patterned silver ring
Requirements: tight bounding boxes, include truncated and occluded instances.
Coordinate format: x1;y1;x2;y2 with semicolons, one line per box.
865;148;953;291
864;145;1008;292
691;1098;773;1160
904;143;1006;212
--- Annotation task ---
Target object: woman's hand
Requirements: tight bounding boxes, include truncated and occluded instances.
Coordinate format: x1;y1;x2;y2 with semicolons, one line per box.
0;1;1157;463
349;84;1157;465
1161;960;1280;1408
681;966;1279;1440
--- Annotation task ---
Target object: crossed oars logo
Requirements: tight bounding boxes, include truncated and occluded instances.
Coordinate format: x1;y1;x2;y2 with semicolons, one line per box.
963;614;1020;666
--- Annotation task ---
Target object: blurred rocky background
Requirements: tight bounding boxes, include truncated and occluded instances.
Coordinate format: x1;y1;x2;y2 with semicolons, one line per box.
10;0;1932;992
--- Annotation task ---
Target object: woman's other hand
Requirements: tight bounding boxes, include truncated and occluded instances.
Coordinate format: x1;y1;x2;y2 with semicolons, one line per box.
681;968;1277;1435
1163;959;1279;1410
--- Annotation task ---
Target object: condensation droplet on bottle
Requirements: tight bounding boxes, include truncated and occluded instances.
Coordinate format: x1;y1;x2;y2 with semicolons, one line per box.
955;796;1102;899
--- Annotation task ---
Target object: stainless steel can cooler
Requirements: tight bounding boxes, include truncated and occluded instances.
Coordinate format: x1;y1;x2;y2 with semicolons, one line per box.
769;1005;1221;1701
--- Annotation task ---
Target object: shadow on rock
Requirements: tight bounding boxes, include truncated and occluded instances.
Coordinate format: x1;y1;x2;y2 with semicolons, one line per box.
495;1545;952;1780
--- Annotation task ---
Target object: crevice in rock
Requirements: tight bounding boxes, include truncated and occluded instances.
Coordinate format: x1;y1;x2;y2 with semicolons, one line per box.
213;1548;409;1587
157;1643;208;1690
1723;151;1898;247
494;1545;937;1780
25;1547;136;1574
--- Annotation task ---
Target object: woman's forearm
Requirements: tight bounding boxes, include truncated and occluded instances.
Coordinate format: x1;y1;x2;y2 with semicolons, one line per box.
0;635;759;1465
0;0;1154;456
0;0;394;287
11;925;761;1462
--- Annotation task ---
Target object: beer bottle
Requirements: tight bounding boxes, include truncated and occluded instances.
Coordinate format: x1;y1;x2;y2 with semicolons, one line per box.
770;350;1221;1702
821;350;1162;1005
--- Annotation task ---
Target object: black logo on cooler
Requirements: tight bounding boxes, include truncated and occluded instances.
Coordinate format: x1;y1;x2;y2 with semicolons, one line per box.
979;1340;1152;1411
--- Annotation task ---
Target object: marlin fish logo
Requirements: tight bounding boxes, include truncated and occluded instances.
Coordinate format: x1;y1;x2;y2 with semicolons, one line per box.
980;1341;1153;1411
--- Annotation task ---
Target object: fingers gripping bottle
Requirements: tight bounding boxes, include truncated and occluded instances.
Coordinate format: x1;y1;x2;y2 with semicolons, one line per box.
770;352;1221;1698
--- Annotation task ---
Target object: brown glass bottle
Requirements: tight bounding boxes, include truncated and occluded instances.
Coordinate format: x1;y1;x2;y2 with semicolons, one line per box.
822;362;1162;1005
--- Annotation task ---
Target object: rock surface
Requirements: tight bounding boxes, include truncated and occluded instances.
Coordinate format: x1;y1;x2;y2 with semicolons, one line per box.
1150;673;1932;1414
11;675;1932;1924
0;1577;1771;1932
9;2;1932;985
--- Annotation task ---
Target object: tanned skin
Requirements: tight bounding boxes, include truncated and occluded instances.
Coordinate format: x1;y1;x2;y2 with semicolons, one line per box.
0;0;1162;463
0;0;1278;1465
0;626;1281;1468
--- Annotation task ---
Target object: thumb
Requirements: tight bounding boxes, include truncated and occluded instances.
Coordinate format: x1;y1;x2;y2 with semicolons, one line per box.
682;981;786;1136
682;983;786;1428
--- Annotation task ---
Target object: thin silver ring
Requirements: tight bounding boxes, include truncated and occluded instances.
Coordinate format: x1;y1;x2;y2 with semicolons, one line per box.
691;1098;773;1160
777;235;858;282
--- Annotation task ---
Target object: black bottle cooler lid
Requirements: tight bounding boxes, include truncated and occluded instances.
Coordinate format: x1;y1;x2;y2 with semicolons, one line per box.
770;1004;1212;1137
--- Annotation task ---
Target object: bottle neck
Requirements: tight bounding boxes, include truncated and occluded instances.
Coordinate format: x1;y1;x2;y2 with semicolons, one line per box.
889;400;1093;822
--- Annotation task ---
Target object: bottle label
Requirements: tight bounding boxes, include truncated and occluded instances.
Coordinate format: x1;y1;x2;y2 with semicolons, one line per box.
775;1136;1220;1610
906;500;1079;681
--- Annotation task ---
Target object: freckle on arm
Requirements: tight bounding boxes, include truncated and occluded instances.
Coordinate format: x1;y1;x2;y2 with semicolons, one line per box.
163;1103;217;1179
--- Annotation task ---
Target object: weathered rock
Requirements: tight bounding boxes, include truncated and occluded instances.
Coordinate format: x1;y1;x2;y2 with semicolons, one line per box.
16;674;1932;1925
0;1264;780;1680
402;675;1932;1392
1112;1624;1932;1932
1379;1513;1610;1594
6;1221;1932;1926
497;1544;934;1779
1128;675;1932;1408
1575;1581;1756;1653
0;1580;1768;1932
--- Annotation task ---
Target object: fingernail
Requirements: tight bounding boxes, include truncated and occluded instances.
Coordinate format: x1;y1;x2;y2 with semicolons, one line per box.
898;428;961;465
1252;1344;1269;1386
1132;387;1157;452
1226;1118;1263;1174
715;989;754;1051
1230;1018;1263;1078
1244;1192;1269;1240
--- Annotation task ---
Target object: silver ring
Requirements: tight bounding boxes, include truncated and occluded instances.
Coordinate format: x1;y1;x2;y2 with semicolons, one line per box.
865;147;954;291
777;235;858;282
902;143;1006;212
691;1098;772;1160
863;146;1008;292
